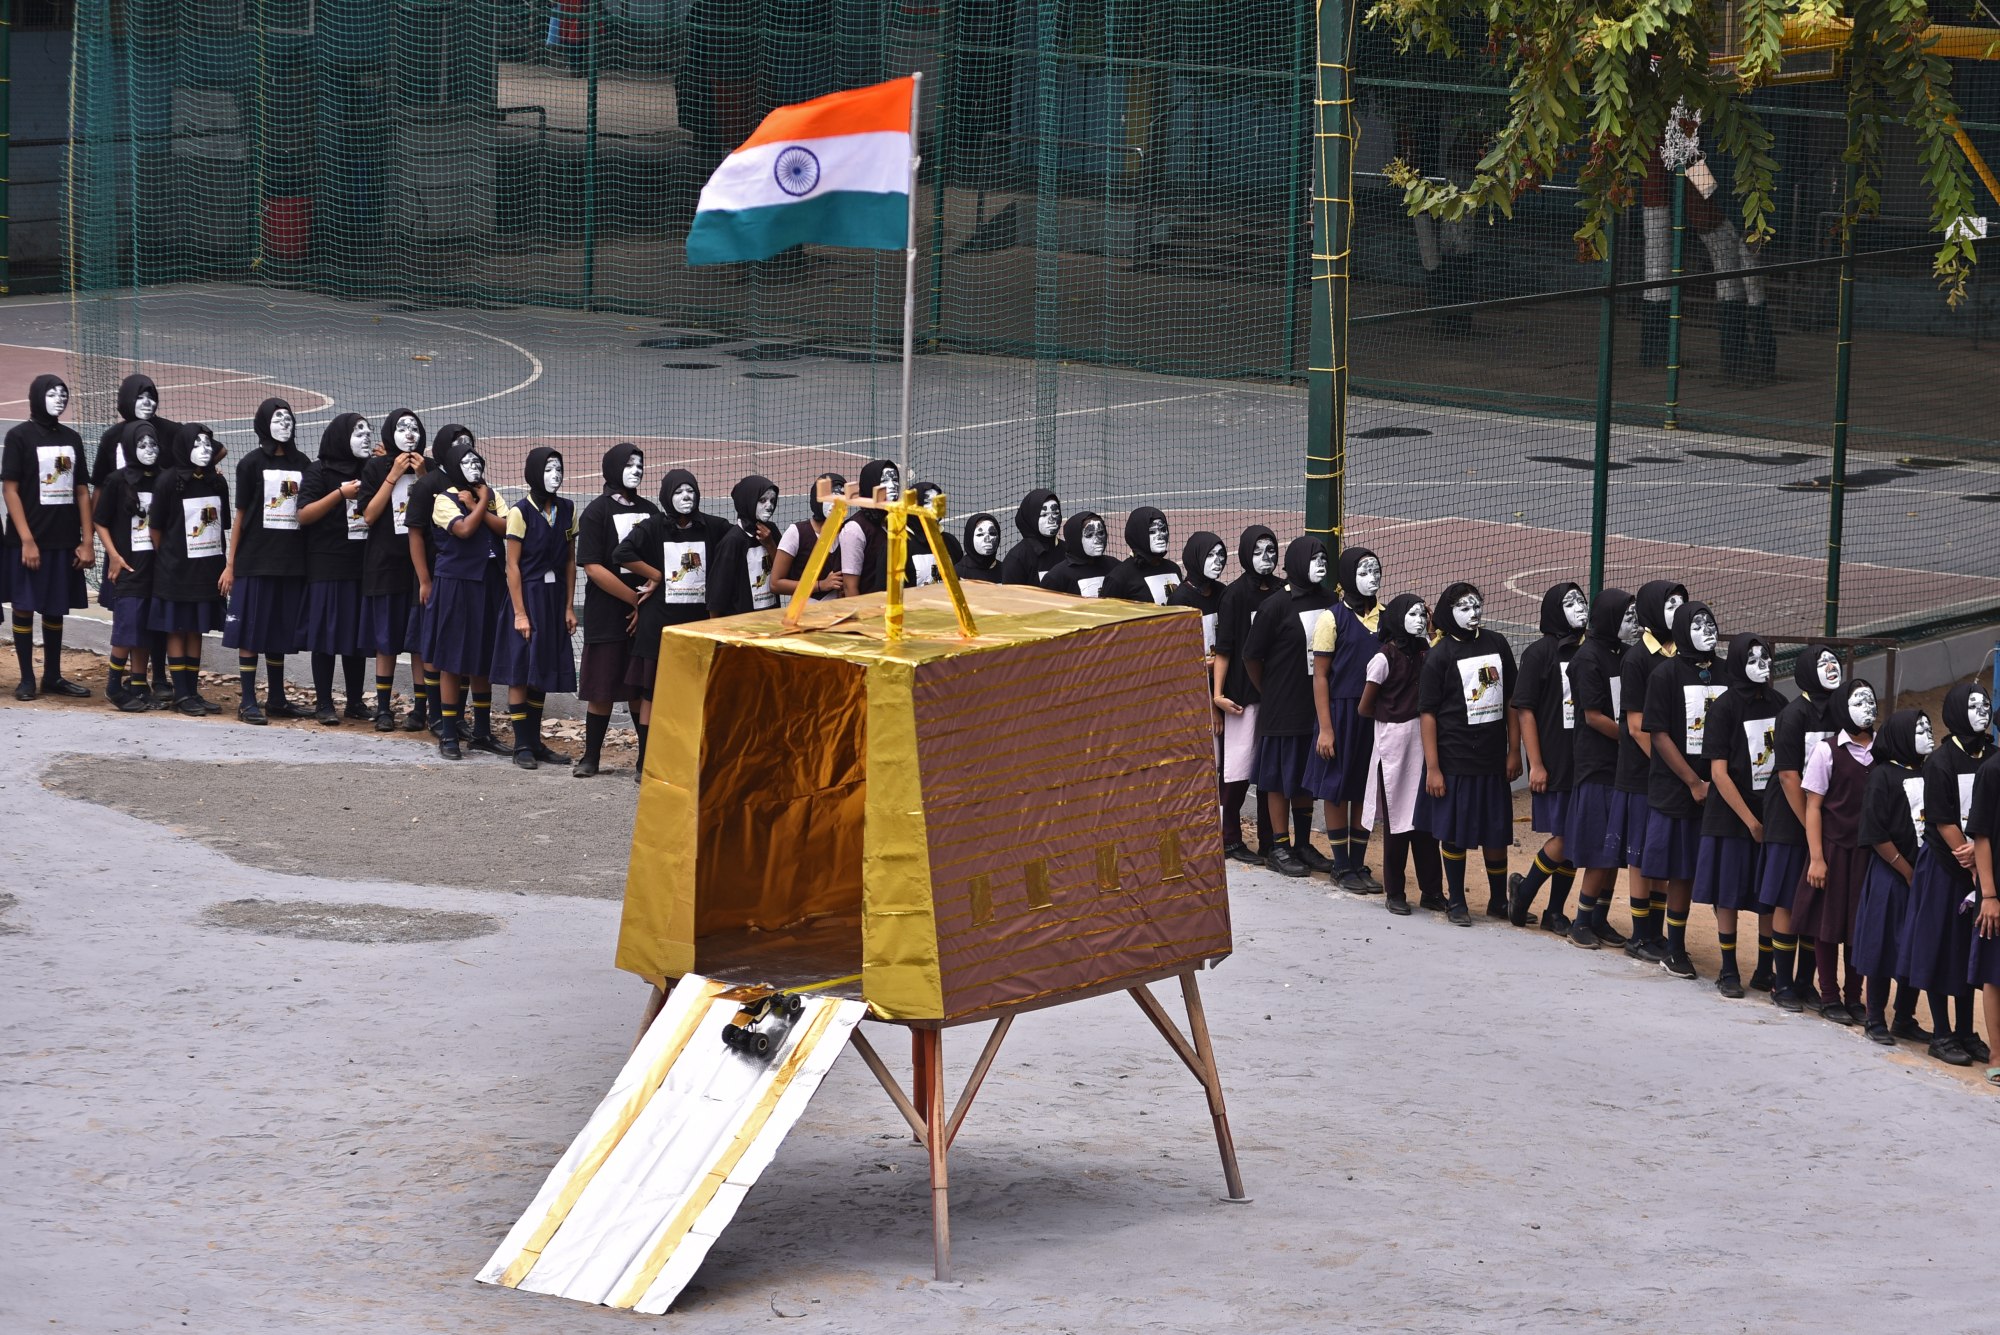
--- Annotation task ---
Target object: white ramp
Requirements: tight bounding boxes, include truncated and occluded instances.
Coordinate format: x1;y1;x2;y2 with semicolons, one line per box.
479;975;867;1314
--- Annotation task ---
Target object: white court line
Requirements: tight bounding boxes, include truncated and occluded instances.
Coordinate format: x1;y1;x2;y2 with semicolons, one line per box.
764;389;1238;455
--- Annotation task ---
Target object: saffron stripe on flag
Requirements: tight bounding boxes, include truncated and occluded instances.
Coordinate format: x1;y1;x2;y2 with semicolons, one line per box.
736;76;915;153
685;191;909;267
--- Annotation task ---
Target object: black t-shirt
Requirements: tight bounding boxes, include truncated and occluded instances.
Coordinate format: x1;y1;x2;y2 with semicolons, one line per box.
1698;688;1782;840
150;467;231;602
575;490;662;644
229;446;309;578
1616;643;1671;793
1964;751;2000;842
90;466;160;602
1566;639;1622;789
300;462;369;583
1418;630;1519;776
1859;762;1922;864
1214;574;1277;707
2;419;87;551
1643;656;1725;820
1168;578;1223;657
1510;633;1578;793
708;523;777;617
1763;694;1835;847
405;468;452;586
1241;588;1329;737
1101;555;1182;605
1922;737;1990;859
357;454;425;598
613;511;714;656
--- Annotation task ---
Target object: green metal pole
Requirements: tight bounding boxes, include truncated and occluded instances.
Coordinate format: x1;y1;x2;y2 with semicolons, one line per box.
927;1;952;345
1281;0;1307;381
1825;161;1856;637
1663;169;1685;429
1307;0;1354;579
0;0;11;298
1588;215;1617;597
582;0;600;308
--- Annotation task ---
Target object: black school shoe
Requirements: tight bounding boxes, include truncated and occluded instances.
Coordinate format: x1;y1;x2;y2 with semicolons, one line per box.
237;699;268;725
1590;920;1629;948
438;732;463;760
13;679;35;701
1418;892;1447;913
314;704;341;726
1567;918;1600;949
117;685;156;713
1293;841;1334;875
1771;987;1806;1012
265;696;309;719
343;701;372;721
1507;873;1536;927
1715;971;1746;999
513;747;539;771
1539;910;1572;936
1347;864;1384;892
1446;901;1473;927
532;740;572;765
1223;841;1262;865
374;709;396;732
42;676;91;698
1928;1036;1974;1066
400;710;429;733
1865;1021;1895;1046
1265;844;1311;878
175;694;207;717
1485;892;1510;920
571;757;600;778
1958;1032;1991;1063
466;732;510;757
1890;1016;1933;1043
1385;896;1412;916
1662;949;1698;979
1819;1001;1858;1026
1747;963;1775;993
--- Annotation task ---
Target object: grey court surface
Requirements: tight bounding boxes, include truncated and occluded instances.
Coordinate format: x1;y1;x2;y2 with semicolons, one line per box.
3;284;1997;637
6;705;2000;1333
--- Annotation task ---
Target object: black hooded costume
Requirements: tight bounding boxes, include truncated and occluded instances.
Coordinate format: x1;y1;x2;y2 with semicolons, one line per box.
1243;537;1333;743
3;373;88;571
1418;580;1519;779
999;488;1063;586
1214;524;1280;711
1700;632;1783;842
1902;683;1993;1024
1510;581;1586;800
1565;587;1633;797
614;467;717;675
1616;579;1689;797
406;423;475;600
841;458;907;595
955;511;1003;583
358;409;429;605
1167;530;1227;651
1101;506;1182;604
301;412;372;587
575;442;661;652
228;397;309;583
1642;599;1723;826
708;473;780;616
150;422;231;607
90;420;166;608
1853;709;1932;1031
1042;511;1118;597
906;481;962;584
1763;643;1845;852
92;373;181;487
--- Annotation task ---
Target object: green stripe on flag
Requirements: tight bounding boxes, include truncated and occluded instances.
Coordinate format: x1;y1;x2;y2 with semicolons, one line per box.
685;191;908;266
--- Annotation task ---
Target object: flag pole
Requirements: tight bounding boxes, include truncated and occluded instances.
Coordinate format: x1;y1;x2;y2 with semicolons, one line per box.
899;71;923;487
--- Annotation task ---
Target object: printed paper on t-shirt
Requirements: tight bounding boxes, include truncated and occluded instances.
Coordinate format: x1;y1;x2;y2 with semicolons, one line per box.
660;539;707;602
1609;677;1622;716
1905;775;1927;843
183;496;224;559
390;475;415;535
1959;773;1976;823
911;553;938;586
1559;660;1574;730
1145;572;1180;605
1299;609;1326;675
263;470;302;530
610;510;646;574
1682;684;1726;753
36;446;77;505
1458;652;1505;725
1745;717;1777;790
345;495;369;540
1078;575;1106;598
1202;612;1217;656
131;491;155;553
748;546;776;609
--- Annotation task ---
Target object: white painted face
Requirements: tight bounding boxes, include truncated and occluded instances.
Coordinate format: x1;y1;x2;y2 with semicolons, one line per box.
459;452;485;486
134;392;157;420
347;420;374;459
189;434;216;469
1688;608;1718;654
1307;552;1329;585
1617;602;1642;644
1354;556;1382;598
1915;715;1936;756
1815;651;1843;692
1081;517;1108;558
877;466;901;503
133;433;160;467
972;519;1000;558
1970;692;1992;735
1146;516;1169;557
1744;643;1772;684
621;457;644;492
1452;591;1483;632
1561;587;1588;630
42;384;68;418
1037;498;1061;538
754;489;777;523
543;459;565;494
1251;537;1278;576
1202;545;1227;581
1847;684;1877;731
392;416;422;452
269;408;294;444
1403;602;1429;638
1662;592;1685;631
671;483;696;515
916;484;941;507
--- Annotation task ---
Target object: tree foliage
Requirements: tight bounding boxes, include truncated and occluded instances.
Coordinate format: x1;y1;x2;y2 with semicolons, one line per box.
1364;0;1985;297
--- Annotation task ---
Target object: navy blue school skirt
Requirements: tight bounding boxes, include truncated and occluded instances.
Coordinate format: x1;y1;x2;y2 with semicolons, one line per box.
1254;732;1316;798
1415;770;1512;849
1895;849;1974;990
1692;834;1761;909
1563;781;1625;870
149;596;224;634
1755;840;1806;912
298;579;365;656
108;593;152;648
425;574;501;679
1640;809;1700;881
489;579;577;693
1530;789;1571;837
359;592;414;657
1618;790;1652;869
1327;697;1373;804
1969;930;2000;989
1850;856;1909;978
223;574;304;654
3;546;88;616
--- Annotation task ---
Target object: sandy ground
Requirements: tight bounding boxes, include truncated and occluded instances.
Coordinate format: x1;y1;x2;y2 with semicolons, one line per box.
6;698;2000;1334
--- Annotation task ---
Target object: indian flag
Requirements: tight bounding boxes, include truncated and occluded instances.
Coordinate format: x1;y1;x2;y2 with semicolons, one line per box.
685;77;916;266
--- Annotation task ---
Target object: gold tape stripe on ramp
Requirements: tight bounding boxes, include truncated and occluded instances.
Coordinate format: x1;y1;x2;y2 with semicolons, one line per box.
499;978;728;1289
610;1002;843;1310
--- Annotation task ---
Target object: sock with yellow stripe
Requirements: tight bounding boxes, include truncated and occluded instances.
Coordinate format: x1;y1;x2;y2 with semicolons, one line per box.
1628;900;1653;936
1773;932;1799;992
14;613;35;682
1548;861;1576;917
1717;930;1740;978
1666;912;1689;956
376;674;394;714
511;705;532;754
1441;842;1468;907
470;690;492;738
1484;855;1510;913
238;653;259;705
107;652;129;699
1519;848;1559;898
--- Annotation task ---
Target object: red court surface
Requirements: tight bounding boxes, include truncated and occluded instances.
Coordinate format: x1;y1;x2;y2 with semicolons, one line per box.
0;343;332;428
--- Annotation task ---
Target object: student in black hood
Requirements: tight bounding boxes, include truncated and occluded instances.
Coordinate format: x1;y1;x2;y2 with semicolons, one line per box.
1695;632;1783;997
1641;599;1724;978
1415;580;1520;925
1901;682;1993;1064
1361;592;1444;913
1799;678;1878;1022
1167;530;1227;650
402;421;470;734
1243;537;1337;878
1563;588;1642;948
90;420;166;710
955;511;1004;584
708;473;780;617
1000;487;1063;586
1507;581;1587;931
147;423;231;715
573;443;660;777
492;446;579;769
613;467;716;775
772;470;846;601
906;480;961;585
424;439;510;759
1043;511;1118;597
837;458;906;596
220;397;311;721
1757;643;1845;1008
1309;545;1385;892
92;374;177;698
1213;524;1283;860
1960;718;2000;1064
1102;506;1182;605
297;412;376;726
4;373;92;699
1617;578;1689;960
355;408;429;730
1853;708;1933;1045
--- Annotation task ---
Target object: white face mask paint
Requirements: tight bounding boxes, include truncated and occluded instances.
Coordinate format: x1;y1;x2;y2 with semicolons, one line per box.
1252;538;1278;576
878;467;901;503
1688;610;1718;654
754;490;777;523
1915;716;1936;756
1561;588;1588;630
621;458;644;492
1970;693;1993;735
1453;592;1483;632
134;393;157;420
671;484;696;516
1307;553;1328;585
268;408;294;444
1404;603;1429;638
972;520;1000;558
1848;685;1877;731
1081;518;1108;559
1038;499;1061;538
459;453;485;486
543;460;565;494
1146;517;1169;557
916;485;941;508
134;435;160;467
393;417;421;452
1662;592;1685;632
189;436;216;469
1202;546;1227;581
1618;602;1642;644
42;385;68;418
1354;556;1382;598
1745;644;1772;684
1816;652;1843;692
348;421;374;459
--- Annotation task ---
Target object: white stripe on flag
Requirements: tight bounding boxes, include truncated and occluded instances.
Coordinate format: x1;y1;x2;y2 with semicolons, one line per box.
694;131;911;215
